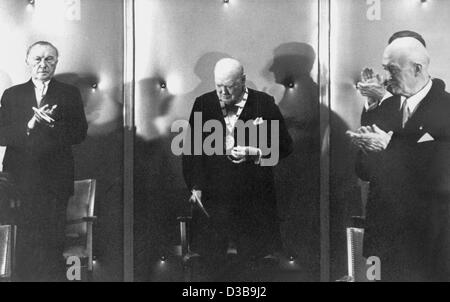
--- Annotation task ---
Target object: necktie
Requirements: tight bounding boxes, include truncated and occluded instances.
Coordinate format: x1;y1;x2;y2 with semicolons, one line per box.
401;99;411;128
37;83;46;107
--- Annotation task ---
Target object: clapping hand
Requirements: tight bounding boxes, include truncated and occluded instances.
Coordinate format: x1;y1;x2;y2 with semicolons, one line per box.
356;67;386;107
346;124;393;153
28;104;58;130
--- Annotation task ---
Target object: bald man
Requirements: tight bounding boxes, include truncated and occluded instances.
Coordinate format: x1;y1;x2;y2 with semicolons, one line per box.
356;30;445;123
348;37;450;281
182;58;292;281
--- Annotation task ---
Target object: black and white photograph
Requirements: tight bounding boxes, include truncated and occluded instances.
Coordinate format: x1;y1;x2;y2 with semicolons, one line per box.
0;0;449;287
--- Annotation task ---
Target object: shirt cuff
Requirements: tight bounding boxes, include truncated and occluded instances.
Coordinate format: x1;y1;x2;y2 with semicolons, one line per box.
253;148;262;165
364;92;392;111
364;100;379;111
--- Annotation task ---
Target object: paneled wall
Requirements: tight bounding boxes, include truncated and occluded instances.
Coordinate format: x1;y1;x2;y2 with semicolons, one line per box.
330;0;450;279
0;0;124;281
2;0;449;282
133;0;321;281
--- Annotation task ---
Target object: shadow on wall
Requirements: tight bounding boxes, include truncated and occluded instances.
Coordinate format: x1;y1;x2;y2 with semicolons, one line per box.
0;70;12;95
133;52;261;281
266;42;361;281
266;42;321;280
55;73;124;281
133;53;230;281
134;75;182;281
137;52;259;142
133;46;359;281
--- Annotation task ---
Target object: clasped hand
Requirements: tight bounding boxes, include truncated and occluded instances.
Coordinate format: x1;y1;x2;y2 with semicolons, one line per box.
346;124;393;153
28;104;58;130
356;67;386;107
228;146;261;164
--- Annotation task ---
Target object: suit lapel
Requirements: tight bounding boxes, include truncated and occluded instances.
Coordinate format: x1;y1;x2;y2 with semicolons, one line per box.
404;82;436;132
39;79;58;108
237;88;256;122
24;79;38;109
208;93;226;129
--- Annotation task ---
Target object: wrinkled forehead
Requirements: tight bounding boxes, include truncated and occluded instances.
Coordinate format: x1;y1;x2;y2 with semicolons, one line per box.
382;47;408;67
28;44;58;58
214;71;243;85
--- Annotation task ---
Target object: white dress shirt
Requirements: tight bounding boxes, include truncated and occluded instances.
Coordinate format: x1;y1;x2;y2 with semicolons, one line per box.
32;78;50;107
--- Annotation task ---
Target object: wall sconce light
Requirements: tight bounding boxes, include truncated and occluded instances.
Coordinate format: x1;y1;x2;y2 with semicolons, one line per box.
92;83;98;89
160;255;167;263
26;0;35;11
160;82;167;89
223;0;229;3
289;256;295;263
288;83;295;88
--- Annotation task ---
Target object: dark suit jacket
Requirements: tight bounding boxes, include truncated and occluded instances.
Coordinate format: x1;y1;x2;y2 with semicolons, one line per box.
0;79;88;200
357;80;450;280
182;88;292;253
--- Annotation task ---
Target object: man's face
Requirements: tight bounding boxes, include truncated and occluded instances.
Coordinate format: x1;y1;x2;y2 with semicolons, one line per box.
382;50;416;97
26;44;58;82
215;73;245;104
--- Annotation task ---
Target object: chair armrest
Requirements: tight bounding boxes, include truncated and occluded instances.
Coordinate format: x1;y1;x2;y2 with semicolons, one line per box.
66;216;97;225
177;216;192;222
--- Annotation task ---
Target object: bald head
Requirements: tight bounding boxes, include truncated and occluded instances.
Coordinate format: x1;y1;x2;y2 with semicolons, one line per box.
214;58;246;104
382;37;431;97
384;37;430;68
214;58;244;80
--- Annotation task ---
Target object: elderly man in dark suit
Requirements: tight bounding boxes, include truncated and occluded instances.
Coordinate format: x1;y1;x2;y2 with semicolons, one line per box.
348;37;450;281
182;58;292;281
0;41;88;281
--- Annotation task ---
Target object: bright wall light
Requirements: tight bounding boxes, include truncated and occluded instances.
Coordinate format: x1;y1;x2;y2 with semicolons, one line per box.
165;73;184;95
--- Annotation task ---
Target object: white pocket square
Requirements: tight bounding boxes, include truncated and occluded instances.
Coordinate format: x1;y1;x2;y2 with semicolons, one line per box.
417;132;434;143
253;117;264;126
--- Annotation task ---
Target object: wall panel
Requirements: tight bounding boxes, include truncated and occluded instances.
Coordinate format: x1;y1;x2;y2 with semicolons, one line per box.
0;0;124;281
330;0;450;280
134;0;321;281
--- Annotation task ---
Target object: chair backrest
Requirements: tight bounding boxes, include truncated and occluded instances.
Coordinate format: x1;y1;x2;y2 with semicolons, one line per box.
66;179;96;237
0;225;15;278
346;227;365;281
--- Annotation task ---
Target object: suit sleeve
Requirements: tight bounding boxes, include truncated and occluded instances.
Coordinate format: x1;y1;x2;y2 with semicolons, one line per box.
360;106;380;126
182;98;205;191
0;88;28;147
266;97;293;161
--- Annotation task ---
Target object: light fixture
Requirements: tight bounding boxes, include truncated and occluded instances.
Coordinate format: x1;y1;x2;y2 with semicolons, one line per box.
26;0;35;11
160;82;166;89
